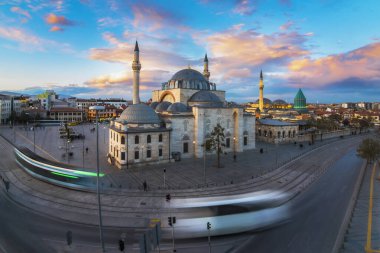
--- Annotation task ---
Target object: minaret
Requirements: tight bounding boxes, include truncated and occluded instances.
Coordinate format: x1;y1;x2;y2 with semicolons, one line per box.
203;53;210;81
132;41;141;104
259;70;264;112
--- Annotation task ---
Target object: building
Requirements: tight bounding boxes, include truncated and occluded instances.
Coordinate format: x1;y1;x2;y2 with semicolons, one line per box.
0;95;11;124
109;42;256;169
256;119;298;144
88;104;123;121
49;107;83;122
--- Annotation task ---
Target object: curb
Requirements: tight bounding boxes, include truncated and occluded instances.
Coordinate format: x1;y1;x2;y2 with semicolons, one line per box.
331;159;367;253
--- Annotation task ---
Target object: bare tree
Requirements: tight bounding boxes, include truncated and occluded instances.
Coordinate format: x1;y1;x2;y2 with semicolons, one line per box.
357;138;380;163
208;124;225;168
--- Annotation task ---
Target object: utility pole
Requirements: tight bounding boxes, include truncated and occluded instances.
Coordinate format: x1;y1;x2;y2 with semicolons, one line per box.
163;169;166;189
207;222;211;253
89;105;106;252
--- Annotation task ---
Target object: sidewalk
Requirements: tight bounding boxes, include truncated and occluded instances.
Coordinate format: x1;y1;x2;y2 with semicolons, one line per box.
340;161;380;253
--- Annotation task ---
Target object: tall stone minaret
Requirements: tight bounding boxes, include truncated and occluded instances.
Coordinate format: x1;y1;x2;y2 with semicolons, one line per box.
132;41;141;104
203;53;210;81
259;70;264;112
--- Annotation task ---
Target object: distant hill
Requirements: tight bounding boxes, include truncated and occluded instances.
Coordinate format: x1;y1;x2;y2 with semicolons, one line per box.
0;91;25;96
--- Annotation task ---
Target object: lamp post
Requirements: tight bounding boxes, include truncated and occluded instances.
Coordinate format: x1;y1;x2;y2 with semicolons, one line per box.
89;105;105;252
233;137;236;162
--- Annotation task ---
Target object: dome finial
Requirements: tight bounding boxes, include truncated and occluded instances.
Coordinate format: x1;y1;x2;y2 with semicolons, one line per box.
204;53;208;62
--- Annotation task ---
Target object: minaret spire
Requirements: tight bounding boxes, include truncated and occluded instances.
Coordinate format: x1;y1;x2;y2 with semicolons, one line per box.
203;53;210;81
259;70;264;113
132;41;141;104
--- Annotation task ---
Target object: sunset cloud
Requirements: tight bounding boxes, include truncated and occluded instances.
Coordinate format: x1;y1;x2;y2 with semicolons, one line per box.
0;26;73;52
287;42;380;87
200;25;309;82
10;6;31;19
50;26;63;32
45;13;73;26
233;0;256;15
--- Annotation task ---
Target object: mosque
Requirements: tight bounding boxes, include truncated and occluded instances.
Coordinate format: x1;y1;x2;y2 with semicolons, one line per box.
108;42;256;168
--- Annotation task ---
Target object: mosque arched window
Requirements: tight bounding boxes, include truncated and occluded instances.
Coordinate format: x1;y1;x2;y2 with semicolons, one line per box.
277;132;281;138
135;135;139;144
258;129;262;136
159;134;163;142
183;120;189;132
288;131;291;138
264;130;267;137
282;131;285;138
147;135;151;143
293;130;296;137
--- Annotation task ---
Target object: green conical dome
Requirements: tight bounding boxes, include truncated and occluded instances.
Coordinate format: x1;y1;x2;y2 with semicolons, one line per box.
294;88;307;110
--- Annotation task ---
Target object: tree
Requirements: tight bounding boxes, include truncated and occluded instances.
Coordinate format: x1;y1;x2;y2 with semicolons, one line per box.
208;124;225;168
357;138;380;163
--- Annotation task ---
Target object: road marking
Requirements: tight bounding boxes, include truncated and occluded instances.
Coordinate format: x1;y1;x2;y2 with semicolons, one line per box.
365;162;378;253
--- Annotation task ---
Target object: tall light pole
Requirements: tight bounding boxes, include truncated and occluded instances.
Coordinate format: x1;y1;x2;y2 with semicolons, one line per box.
89;105;105;252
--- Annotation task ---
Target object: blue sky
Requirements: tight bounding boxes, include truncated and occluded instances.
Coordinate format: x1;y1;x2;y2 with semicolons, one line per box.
0;0;379;103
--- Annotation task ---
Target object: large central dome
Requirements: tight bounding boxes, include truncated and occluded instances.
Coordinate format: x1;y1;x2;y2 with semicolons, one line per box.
165;68;210;90
171;69;206;81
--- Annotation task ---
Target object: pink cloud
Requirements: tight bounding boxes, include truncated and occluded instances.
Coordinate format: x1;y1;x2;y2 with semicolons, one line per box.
0;25;73;52
287;42;380;87
10;6;31;19
233;0;256;15
131;3;181;31
50;26;63;32
279;21;293;31
200;25;309;81
45;13;73;26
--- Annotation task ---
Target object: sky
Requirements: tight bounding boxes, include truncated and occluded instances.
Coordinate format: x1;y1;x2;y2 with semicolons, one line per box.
0;0;379;103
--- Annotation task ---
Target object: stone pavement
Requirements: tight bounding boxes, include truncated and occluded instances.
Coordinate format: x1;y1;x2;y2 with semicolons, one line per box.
0;124;357;191
340;161;380;253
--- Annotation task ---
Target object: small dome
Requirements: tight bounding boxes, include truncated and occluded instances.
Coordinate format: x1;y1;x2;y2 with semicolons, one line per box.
273;99;287;104
167;103;191;113
155;101;172;112
189;90;221;102
255;98;272;104
150;101;159;109
118;104;160;124
188;90;224;108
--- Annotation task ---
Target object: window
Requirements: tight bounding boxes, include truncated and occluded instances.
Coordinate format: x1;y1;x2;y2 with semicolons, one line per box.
282;131;285;138
116;135;118;142
293;130;296;137
159;134;163;142
121;136;125;144
258;129;262;136
269;131;272;138
244;136;248;146
121;152;125;160
278;132;281;138
147;149;151;158
134;150;139;159
147;135;151;143
226;138;230;148
288;131;291;138
264;130;267;137
183;142;189;153
159;148;163;157
135;135;139;144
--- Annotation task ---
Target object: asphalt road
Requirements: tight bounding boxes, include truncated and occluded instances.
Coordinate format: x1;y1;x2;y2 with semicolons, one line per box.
236;148;363;253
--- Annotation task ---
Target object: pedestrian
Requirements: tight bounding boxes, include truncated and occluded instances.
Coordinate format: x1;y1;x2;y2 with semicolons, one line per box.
143;180;147;191
233;154;237;162
85;147;89;153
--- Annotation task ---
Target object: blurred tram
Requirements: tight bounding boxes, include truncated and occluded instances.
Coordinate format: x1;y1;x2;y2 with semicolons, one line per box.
161;190;291;239
14;147;103;190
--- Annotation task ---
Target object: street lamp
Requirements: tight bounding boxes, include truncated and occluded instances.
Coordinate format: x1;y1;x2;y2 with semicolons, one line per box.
233;137;236;162
89;105;105;252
